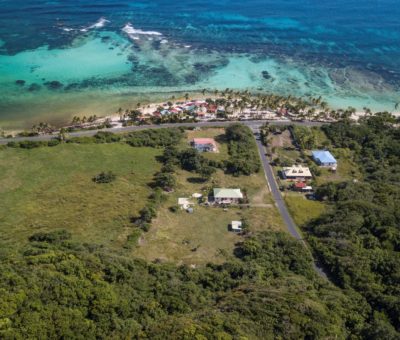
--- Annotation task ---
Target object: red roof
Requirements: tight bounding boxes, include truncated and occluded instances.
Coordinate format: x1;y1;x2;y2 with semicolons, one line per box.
193;138;217;147
294;182;306;188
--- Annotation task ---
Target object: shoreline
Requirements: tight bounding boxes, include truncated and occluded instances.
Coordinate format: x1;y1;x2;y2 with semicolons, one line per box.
2;92;399;138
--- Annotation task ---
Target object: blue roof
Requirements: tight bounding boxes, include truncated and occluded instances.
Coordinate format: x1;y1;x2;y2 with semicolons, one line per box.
312;150;337;164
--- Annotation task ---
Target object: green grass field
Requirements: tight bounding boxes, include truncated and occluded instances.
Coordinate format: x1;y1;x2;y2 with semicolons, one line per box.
0;144;161;253
0;127;285;265
284;193;328;226
134;165;284;265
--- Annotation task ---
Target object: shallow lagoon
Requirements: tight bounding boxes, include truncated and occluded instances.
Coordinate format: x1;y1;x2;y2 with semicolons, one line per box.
0;0;399;128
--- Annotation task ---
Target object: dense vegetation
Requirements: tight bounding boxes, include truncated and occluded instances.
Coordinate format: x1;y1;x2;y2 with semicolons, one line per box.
225;124;260;175
306;114;400;336
0;229;369;339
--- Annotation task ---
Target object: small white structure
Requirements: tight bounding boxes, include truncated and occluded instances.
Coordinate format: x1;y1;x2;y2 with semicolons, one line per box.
231;221;243;232
282;165;312;180
178;198;193;210
213;188;243;204
192;193;203;198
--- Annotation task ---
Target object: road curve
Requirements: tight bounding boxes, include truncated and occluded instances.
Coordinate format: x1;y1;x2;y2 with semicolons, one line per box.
253;133;327;278
0;119;324;144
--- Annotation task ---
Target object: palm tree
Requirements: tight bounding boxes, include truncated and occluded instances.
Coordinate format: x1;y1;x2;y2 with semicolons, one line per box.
58;128;68;142
184;93;189;101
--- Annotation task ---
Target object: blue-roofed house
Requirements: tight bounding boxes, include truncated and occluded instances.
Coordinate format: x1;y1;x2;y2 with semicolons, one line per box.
312;150;337;167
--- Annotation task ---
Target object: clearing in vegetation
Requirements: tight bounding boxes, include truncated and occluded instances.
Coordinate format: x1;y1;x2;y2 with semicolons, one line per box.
134;126;284;264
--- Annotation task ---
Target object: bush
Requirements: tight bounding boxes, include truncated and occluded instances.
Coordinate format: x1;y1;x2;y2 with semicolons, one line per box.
94;131;122;143
19;141;46;149
92;171;116;183
126;128;184;147
29;229;72;243
47;139;60;147
7;141;19;148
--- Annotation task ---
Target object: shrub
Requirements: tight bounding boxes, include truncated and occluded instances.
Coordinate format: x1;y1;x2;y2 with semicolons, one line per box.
29;229;72;243
92;171;116;184
47;139;60;147
19;141;46;149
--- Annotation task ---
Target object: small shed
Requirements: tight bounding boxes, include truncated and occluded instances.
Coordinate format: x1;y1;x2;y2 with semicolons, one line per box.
178;198;193;210
231;221;243;232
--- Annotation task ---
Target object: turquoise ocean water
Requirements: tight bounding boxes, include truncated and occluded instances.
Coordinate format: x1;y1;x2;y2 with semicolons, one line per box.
0;0;399;128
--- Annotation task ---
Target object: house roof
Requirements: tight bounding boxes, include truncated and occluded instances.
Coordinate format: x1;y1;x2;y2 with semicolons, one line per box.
295;182;306;188
283;165;312;178
193;138;217;147
312;150;337;164
214;188;243;199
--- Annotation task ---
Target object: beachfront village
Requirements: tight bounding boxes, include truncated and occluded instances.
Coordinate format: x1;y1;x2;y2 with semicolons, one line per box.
74;92;356;131
10;91;370;137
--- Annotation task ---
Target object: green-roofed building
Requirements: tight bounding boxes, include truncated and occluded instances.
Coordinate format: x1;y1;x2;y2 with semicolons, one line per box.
213;188;243;204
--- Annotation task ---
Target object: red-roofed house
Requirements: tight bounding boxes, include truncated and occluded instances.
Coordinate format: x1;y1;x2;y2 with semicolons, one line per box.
192;138;218;152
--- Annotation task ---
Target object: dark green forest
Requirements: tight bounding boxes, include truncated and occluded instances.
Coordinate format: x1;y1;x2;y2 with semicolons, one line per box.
307;113;400;337
1;230;368;339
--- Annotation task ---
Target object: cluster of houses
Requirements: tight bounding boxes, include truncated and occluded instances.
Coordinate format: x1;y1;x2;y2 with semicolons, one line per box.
129;99;284;123
151;100;221;121
282;150;337;192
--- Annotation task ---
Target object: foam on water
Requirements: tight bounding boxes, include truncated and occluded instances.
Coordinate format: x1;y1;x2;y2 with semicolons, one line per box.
81;17;110;32
122;23;163;37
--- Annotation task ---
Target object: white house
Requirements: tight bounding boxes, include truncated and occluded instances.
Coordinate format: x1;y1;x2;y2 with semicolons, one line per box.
282;165;312;180
213;188;243;204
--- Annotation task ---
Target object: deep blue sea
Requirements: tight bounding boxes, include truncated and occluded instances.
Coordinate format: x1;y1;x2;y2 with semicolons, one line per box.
0;0;399;128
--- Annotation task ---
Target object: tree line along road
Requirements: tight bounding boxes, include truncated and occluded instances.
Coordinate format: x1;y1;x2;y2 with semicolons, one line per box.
0;119;324;144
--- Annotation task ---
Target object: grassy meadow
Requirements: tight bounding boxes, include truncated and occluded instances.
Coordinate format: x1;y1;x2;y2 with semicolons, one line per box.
0;143;161;253
284;193;328;226
0;126;285;265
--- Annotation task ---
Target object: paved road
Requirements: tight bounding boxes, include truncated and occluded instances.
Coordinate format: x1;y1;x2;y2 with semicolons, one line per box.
0;119;324;144
253;132;327;278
